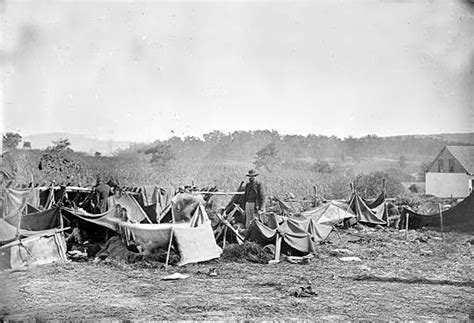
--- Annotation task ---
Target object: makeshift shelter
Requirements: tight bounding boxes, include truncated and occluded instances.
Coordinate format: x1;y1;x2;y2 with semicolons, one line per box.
247;218;316;255
299;201;356;240
213;204;246;247
62;207;125;232
401;192;474;232
119;204;222;266
0;229;67;270
61;191;152;240
247;201;355;258
5;207;62;231
347;191;387;226
3;188;41;218
108;192;151;223
122;186;170;220
0;214;67;270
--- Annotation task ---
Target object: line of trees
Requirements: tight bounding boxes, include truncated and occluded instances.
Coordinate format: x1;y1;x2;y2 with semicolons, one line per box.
117;130;460;164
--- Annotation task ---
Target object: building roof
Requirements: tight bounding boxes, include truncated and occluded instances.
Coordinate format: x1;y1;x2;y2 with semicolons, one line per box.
446;145;474;174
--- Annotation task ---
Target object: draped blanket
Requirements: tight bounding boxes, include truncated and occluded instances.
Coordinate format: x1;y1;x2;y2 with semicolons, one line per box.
401;192;474;231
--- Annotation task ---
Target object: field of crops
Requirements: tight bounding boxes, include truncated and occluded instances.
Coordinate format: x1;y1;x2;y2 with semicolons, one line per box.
8;148;407;201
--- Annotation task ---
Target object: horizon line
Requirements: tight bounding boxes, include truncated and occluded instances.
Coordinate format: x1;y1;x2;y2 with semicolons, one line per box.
11;129;474;144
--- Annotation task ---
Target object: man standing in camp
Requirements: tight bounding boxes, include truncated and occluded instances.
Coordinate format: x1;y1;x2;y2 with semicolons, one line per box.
93;176;113;213
242;169;266;228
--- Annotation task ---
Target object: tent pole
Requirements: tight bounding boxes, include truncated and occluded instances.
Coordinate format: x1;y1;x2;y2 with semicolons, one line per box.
171;202;176;224
165;228;174;270
215;212;245;245
439;203;444;243
343;194;354;228
222;225;228;249
274;234;282;262
16;197;27;239
405;213;409;240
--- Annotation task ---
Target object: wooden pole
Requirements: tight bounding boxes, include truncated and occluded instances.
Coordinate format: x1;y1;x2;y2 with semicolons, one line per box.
439;203;444;242
274;234;282;262
170;202;176;224
222;225;228;249
405;213;409;240
215;212;245;245
165;228;174;270
194;191;244;195
15;197;28;239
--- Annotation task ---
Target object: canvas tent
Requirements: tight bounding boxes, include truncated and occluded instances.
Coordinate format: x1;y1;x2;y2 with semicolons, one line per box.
401;192;474;231
247;201;356;256
0;229;67;270
347;191;387;226
0;216;67;270
122;186;170;221
5;207;62;231
119;203;222;266
2;188;41;218
62;207;124;232
300;201;357;240
62;192;152;232
108;192;151;223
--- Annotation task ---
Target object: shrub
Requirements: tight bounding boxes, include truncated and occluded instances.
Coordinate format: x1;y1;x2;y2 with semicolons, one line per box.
354;171;405;199
409;183;419;193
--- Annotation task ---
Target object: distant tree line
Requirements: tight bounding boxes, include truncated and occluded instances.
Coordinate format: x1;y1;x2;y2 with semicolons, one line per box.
116;130;462;164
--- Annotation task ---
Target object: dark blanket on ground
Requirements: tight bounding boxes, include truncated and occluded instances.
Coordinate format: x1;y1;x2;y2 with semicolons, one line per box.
96;236;143;263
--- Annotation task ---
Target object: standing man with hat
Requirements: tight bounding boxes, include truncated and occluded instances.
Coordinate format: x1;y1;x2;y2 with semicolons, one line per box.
242;169;266;228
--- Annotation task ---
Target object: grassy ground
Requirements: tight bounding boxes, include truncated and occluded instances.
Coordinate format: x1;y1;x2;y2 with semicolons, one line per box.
1;228;473;321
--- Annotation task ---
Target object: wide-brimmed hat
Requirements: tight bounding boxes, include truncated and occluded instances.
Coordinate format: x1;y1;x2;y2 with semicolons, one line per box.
246;169;259;177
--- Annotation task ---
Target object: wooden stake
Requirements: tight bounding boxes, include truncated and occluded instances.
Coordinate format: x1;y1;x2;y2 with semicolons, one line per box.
405;213;409;240
222;225;228;249
16;198;27;239
274;234;282;262
439;203;444;242
165;228;174;270
170;202;176;224
59;207;64;229
215;212;245;244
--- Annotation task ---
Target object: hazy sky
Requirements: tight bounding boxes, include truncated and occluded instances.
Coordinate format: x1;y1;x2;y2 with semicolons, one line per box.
1;0;473;142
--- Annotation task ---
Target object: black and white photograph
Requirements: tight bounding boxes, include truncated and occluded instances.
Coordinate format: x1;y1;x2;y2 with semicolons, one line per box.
1;0;473;320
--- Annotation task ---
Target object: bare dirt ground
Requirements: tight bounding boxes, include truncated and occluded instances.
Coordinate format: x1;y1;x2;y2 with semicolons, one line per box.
1;228;473;321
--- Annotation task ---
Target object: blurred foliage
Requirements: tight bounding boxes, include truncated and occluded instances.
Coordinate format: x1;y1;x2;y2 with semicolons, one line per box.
310;160;334;174
354;171;405;199
254;143;281;172
418;161;432;182
145;144;175;167
2;132;22;150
